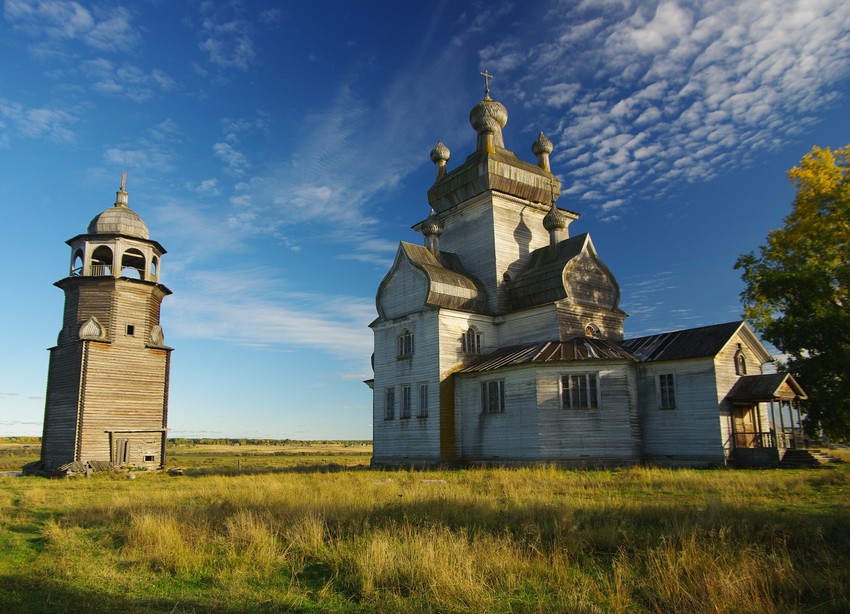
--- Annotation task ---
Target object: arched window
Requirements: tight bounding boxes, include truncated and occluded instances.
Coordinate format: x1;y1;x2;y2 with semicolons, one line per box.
90;246;113;277
397;329;414;357
585;323;600;338
734;344;747;375
462;328;481;355
121;248;146;279
71;249;84;276
151;256;159;280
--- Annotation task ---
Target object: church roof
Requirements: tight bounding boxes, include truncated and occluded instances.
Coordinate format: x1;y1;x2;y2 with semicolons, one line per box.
458;338;638;373
621;321;744;361
726;373;807;402
398;242;488;313
507;233;587;309
86;175;150;239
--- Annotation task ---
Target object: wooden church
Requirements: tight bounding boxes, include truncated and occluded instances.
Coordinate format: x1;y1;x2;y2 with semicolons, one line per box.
37;175;172;472
369;79;807;468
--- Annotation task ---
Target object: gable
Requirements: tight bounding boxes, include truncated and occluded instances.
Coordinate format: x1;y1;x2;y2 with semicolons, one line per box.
377;248;429;320
564;250;618;310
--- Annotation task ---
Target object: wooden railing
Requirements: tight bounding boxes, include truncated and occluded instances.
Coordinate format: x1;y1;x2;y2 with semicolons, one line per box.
733;430;776;449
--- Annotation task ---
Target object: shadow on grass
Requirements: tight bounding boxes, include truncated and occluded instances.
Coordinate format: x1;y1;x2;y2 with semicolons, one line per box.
0;574;326;614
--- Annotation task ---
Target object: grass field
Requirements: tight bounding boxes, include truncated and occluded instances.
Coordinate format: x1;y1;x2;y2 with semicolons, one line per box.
0;443;848;612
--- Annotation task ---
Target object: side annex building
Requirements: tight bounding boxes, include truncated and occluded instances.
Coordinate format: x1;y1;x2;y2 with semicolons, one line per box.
369;85;806;468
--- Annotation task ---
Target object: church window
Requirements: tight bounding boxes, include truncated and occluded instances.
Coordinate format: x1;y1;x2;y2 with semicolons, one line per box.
481;380;505;414
397;329;414;357
385;388;395;419
401;385;412;418
658;374;676;409
462;328;482;355
126;324;135;336
71;249;84;276
121;248;146;279
418;383;429;417
734;344;747;375
584;323;600;338
561;374;599;409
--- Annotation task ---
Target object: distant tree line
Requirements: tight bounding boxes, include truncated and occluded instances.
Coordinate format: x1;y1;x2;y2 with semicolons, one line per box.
166;438;371;446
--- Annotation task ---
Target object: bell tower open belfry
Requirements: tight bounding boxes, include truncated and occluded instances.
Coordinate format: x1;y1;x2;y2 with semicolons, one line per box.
39;174;173;471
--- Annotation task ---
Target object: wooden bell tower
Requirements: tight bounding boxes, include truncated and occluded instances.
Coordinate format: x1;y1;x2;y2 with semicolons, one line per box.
40;174;173;471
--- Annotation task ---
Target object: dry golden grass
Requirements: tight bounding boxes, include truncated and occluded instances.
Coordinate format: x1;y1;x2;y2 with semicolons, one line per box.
1;459;848;612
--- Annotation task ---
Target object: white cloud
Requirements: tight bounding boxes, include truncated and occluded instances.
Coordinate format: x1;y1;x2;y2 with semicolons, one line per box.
0;98;76;142
213;141;249;175
166;267;375;359
503;0;850;216
5;0;139;52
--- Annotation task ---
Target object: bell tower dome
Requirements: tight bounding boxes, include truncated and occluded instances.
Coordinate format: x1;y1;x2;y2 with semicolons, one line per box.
39;174;173;471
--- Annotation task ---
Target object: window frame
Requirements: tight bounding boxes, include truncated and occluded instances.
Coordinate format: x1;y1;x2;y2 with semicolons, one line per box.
384;387;395;420
418;383;429;418
401;385;412;419
657;373;677;409
397;329;414;358
462;327;482;355
481;380;505;414
560;373;600;409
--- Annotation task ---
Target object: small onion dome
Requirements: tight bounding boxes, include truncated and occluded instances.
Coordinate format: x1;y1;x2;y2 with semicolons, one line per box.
543;204;570;232
421;211;444;237
430;140;450;164
532;132;553;156
469;96;508;135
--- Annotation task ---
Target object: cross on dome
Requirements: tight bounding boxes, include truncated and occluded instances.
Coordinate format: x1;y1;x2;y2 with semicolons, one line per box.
480;69;493;98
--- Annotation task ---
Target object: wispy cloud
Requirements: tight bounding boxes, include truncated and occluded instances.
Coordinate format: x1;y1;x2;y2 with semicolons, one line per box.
195;2;278;72
83;58;173;101
166;267;375;361
5;0;139;53
0;98;76;143
488;0;850;215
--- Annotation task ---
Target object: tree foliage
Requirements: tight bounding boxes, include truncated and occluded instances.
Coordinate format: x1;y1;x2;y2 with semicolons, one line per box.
736;145;850;438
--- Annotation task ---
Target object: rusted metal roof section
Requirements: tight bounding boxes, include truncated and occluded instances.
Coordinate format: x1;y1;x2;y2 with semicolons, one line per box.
402;243;488;313
621;321;743;362
727;373;807;402
459;337;638;373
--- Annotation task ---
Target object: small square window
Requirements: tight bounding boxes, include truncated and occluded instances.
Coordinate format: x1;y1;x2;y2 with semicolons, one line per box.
126;324;135;336
144;454;155;462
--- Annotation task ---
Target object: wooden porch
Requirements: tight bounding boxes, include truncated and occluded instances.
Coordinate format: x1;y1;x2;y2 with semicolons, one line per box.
725;373;807;468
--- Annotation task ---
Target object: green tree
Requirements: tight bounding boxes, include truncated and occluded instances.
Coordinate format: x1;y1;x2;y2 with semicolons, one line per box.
736;145;850;439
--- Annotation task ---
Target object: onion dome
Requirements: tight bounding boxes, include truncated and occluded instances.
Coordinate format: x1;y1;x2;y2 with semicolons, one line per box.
532;132;553;156
430;140;450;164
532;132;554;172
430;140;451;181
87;174;150;239
421;209;444;237
469;96;508;137
543;204;570;232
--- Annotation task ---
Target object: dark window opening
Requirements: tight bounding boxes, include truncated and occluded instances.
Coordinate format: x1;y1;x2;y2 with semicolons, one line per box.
126;325;135;336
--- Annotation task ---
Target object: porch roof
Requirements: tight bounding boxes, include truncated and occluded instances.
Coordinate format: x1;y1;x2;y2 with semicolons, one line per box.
726;373;807;403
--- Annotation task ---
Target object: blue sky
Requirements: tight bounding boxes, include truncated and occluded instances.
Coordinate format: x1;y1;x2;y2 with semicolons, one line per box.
2;0;849;440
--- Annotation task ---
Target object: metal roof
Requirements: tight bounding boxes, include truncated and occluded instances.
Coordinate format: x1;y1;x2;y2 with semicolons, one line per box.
620;321;743;362
400;243;488;313
458;338;638;373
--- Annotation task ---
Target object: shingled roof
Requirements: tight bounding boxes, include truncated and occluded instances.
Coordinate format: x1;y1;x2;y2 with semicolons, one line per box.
458;337;638;373
398;242;488;313
621;321;744;362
